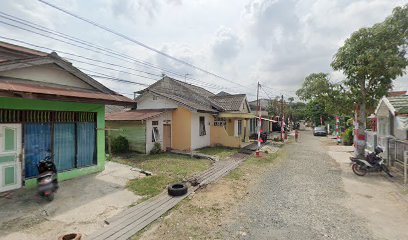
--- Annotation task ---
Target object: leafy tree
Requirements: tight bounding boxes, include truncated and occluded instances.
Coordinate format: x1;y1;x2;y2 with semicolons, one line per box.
296;73;332;101
267;96;281;117
296;73;353;116
305;100;329;126
331;4;408;157
288;102;307;122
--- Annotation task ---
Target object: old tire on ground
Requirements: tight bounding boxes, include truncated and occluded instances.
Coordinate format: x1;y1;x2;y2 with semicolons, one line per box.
352;163;367;176
58;233;82;240
168;183;188;196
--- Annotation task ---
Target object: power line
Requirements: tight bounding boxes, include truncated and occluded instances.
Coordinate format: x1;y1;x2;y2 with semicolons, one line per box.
0;15;196;81
260;85;297;99
0;33;230;92
0;13;257;96
0;11;247;92
38;0;247;88
0;11;185;78
63;57;160;80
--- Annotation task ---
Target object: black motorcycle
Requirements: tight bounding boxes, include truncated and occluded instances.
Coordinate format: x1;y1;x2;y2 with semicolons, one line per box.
37;155;59;201
350;146;393;177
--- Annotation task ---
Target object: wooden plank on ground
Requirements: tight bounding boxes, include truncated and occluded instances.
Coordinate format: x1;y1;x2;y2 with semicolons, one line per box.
89;195;173;240
197;163;232;183
107;195;186;240
106;191;168;224
195;161;229;182
87;154;247;240
200;161;240;186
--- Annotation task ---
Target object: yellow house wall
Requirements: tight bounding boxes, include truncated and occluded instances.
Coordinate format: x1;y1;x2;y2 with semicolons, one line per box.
226;119;235;136
210;126;241;148
172;107;192;151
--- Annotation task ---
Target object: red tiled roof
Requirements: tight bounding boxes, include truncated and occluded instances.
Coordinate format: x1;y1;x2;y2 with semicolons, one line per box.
388;91;407;97
0;41;47;56
105;110;164;121
0;81;134;105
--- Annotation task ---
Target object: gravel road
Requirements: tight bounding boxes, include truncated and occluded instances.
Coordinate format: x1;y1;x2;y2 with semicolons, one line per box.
223;131;378;240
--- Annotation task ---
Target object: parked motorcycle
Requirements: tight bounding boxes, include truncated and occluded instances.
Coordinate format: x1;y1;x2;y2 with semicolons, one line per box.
350;146;393;177
37;154;59;201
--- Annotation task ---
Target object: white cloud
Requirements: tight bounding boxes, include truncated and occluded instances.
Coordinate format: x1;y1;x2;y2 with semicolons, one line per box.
210;26;242;63
241;0;407;96
0;0;406;100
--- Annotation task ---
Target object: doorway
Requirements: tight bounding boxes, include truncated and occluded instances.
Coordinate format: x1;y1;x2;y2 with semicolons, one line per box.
163;124;171;151
0;124;22;193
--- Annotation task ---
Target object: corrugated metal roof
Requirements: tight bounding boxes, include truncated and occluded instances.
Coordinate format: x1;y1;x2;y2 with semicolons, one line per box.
0;80;134;105
388;95;408;114
106;110;164;121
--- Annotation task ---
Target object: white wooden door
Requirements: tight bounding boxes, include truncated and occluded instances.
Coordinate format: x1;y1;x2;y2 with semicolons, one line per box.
0;124;22;192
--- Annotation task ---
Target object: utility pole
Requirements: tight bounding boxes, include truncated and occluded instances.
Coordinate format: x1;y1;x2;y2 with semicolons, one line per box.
256;82;261;156
280;95;284;141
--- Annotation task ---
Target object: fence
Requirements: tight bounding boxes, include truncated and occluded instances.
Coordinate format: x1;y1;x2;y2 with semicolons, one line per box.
365;131;377;152
388;139;408;166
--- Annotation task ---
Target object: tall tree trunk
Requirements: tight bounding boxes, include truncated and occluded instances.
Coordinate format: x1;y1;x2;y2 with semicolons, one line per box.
356;80;367;158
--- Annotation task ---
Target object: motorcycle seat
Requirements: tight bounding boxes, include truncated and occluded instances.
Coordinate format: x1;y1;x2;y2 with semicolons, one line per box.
38;172;54;178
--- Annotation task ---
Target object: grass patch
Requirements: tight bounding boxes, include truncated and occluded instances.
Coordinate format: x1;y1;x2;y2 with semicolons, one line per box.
113;153;211;199
197;146;239;159
245;152;279;165
226;168;245;180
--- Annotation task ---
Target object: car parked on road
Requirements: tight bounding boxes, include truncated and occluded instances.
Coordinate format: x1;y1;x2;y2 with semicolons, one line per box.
313;126;327;136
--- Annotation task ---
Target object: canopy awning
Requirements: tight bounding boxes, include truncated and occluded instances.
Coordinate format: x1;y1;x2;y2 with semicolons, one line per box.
218;112;255;119
257;116;277;123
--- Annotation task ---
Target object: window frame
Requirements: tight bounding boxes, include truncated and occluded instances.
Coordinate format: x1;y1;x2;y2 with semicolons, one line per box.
238;120;242;135
152;126;160;142
199;116;206;136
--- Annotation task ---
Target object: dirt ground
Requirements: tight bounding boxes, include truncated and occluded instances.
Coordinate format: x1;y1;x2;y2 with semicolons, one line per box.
0;161;143;240
135;148;284;240
325;139;408;240
137;135;408;240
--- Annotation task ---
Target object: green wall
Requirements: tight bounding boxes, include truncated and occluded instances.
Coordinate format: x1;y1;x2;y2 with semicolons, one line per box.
106;121;146;153
0;97;105;188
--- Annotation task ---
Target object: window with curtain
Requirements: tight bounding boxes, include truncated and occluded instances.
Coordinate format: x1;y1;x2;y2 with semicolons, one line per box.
77;122;96;167
24;123;51;178
54;123;75;171
199;116;206;136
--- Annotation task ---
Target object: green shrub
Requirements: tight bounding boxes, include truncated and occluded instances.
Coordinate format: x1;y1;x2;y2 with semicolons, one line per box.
150;142;162;154
111;135;129;153
342;128;353;146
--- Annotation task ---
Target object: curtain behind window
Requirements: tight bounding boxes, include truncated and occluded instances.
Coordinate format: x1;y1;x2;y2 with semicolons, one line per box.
24;123;51;178
77;122;96;167
54;123;75;171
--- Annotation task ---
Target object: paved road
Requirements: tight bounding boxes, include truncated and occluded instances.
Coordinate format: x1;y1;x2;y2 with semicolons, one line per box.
224;131;377;240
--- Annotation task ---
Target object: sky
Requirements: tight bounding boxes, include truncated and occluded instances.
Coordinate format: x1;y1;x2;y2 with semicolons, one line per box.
0;0;407;101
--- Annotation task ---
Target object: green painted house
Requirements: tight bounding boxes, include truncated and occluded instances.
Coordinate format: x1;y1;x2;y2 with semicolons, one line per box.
0;41;134;192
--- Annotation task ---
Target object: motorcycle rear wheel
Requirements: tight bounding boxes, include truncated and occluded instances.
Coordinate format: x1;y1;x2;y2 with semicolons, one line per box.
46;192;54;201
352;164;367;176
